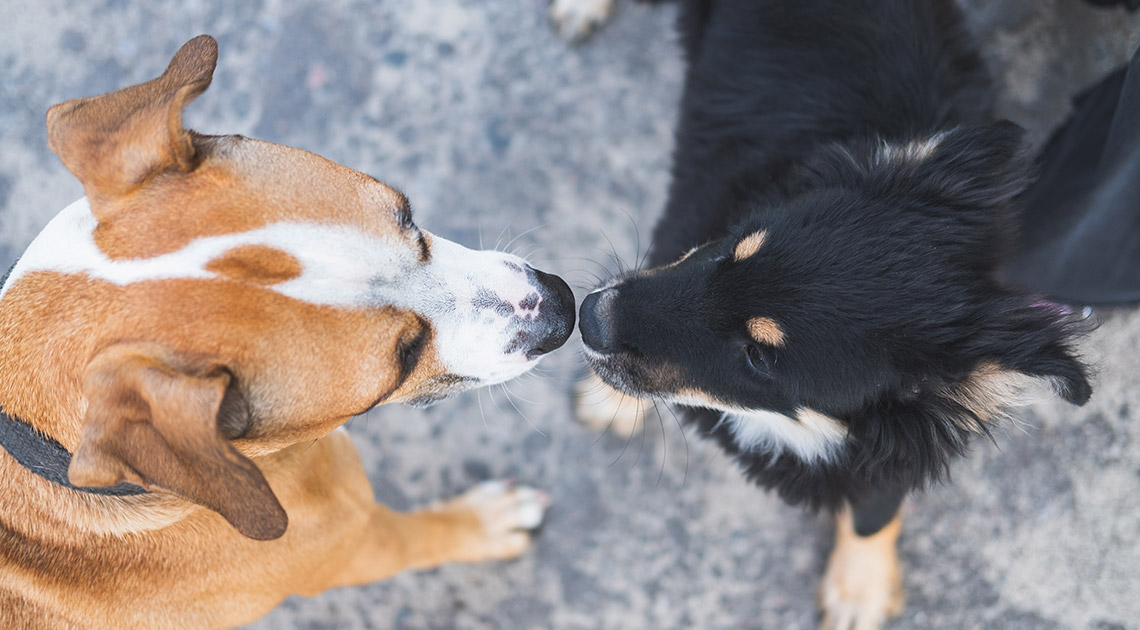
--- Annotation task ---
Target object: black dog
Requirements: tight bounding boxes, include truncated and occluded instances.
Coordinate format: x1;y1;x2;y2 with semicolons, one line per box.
576;1;1092;627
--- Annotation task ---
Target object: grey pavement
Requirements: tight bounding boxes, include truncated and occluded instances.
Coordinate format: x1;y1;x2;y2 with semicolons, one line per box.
2;1;1139;629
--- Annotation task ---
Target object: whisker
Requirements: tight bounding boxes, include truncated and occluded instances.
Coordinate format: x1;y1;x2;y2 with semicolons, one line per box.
560;254;620;270
588;384;626;448
475;388;491;429
571;280;603;292
662;400;690;488
501;380;541;406
596;232;629;276
655;399;668;488
503;222;551;254
607;401;643;467
633;211;665;273
492;220;515;252
485;385;506;413
515;247;542;263
615;207;644;272
604;229;629;275
632;398;649;468
499;384;548;437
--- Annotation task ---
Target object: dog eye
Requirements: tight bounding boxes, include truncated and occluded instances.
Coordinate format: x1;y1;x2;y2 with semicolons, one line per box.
398;328;427;374
397;210;415;231
745;344;775;376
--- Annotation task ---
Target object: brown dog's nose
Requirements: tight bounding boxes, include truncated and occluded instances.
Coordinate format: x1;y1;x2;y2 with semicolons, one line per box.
524;269;576;358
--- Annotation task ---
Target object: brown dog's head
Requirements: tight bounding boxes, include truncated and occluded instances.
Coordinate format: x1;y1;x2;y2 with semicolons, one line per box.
0;36;574;539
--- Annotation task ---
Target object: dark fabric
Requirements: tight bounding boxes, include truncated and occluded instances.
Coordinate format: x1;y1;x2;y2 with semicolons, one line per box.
1083;0;1140;10
0;257;17;291
851;488;905;537
0;407;147;497
1005;45;1140;304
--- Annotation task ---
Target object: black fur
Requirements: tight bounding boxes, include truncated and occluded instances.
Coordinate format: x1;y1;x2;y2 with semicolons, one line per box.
580;0;1091;511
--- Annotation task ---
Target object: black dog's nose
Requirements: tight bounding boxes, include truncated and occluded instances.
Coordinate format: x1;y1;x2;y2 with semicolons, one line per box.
526;269;576;358
579;288;618;353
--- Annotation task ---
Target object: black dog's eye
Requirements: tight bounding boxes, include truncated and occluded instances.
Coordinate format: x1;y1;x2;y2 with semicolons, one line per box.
745;344;775;376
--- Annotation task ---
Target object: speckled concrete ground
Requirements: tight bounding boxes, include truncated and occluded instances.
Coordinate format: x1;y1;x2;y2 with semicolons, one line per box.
2;1;1139;629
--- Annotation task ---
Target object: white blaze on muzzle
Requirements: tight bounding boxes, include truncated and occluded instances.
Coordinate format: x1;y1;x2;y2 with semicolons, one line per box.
403;236;551;384
2;198;562;386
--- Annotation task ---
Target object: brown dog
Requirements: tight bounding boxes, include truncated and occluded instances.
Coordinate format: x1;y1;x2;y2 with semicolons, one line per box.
0;35;575;628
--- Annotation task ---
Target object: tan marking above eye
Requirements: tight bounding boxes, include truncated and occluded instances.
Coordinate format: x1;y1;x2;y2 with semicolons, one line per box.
733;230;768;262
206;245;303;286
747;316;785;347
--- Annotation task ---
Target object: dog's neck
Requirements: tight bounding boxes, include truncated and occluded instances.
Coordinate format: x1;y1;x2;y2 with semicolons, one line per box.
0;407;147;497
0;252;152;510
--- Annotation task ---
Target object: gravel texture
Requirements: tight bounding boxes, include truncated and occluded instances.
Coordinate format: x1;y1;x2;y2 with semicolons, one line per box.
1;1;1139;628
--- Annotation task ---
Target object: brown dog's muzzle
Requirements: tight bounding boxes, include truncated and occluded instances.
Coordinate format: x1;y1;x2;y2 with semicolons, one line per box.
521;268;576;359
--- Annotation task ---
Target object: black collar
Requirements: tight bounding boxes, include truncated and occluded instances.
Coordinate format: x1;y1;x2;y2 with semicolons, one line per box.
1;256;16;292
0;407;147;497
0;257;146;496
1;257;147;496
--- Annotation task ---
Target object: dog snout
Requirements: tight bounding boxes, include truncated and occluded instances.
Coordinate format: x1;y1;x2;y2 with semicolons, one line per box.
523;268;576;358
579;287;619;354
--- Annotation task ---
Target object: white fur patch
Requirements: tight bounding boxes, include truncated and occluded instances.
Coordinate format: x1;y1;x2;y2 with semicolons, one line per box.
405;236;547;384
721;406;848;463
0;198;415;304
663;391;848;463
2;197;552;386
875;132;948;166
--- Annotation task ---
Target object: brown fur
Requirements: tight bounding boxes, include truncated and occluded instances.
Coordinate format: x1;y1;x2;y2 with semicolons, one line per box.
0;35;543;628
733;230;767;261
747;316;785;347
206;245;303;285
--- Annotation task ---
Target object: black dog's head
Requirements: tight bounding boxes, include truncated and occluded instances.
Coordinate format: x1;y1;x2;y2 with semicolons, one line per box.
581;124;1091;491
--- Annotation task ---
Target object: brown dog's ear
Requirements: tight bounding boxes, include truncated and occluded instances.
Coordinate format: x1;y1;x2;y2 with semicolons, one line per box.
46;35;218;208
69;343;288;541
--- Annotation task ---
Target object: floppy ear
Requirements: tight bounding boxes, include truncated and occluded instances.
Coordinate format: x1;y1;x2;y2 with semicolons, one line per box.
45;34;217;209
69;343;288;541
969;296;1093;406
852;331;1090;492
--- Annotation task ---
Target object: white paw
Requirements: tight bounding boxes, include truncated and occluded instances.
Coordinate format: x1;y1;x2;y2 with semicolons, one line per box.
575;372;648;438
550;0;615;42
449;479;550;560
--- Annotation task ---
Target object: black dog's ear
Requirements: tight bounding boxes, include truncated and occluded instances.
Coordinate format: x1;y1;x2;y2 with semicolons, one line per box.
968;295;1093;406
797;122;1033;214
851;299;1091;490
898;122;1034;211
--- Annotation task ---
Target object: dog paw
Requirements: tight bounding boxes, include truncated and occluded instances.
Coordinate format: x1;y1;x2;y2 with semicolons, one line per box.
549;0;615;42
439;479;550;561
575;372;648;437
818;536;904;630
